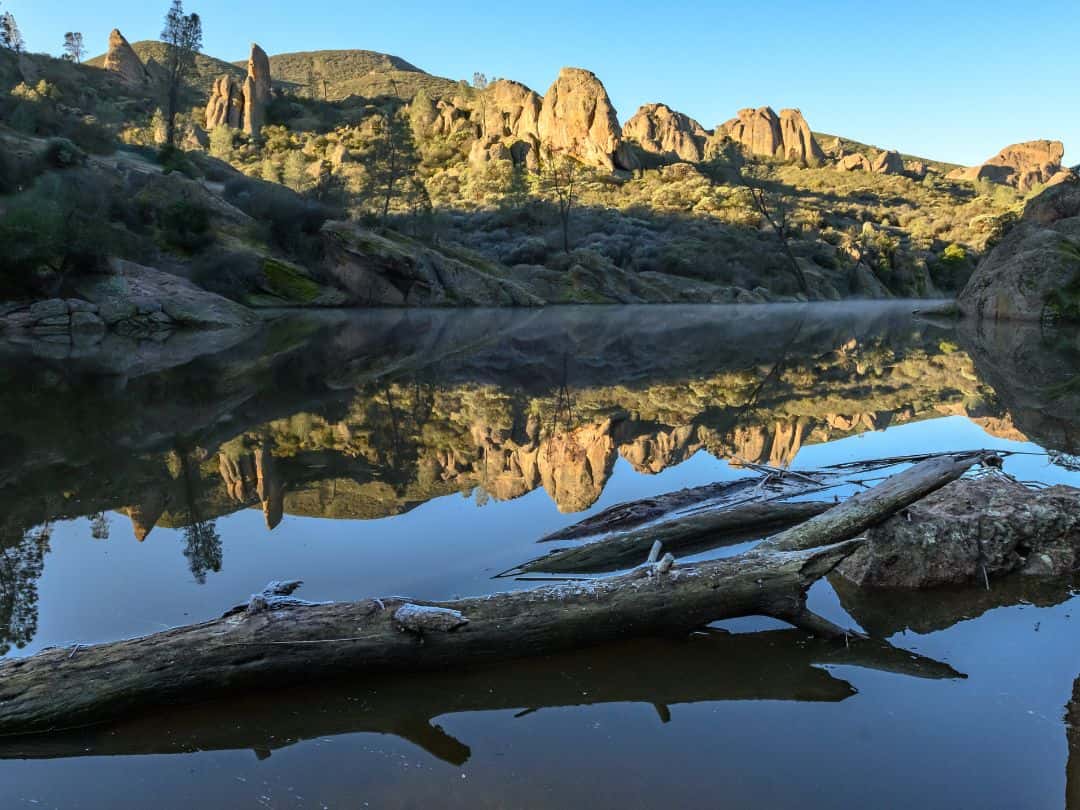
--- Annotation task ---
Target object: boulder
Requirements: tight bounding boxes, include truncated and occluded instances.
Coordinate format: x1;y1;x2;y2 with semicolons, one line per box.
537;67;637;172
712;106;824;165
871;149;905;175
74;259;259;331
468;138;512;167
905;160;928;180
839;153;872;172
947;140;1070;192
836;477;1080;588
102;29;149;87
622;103;709;163
958;179;1080;321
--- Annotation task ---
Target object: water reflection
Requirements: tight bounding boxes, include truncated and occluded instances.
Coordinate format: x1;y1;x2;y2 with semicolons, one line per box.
0;628;962;764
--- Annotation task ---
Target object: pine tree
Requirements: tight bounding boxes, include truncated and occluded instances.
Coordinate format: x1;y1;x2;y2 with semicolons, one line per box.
0;10;24;53
160;0;202;148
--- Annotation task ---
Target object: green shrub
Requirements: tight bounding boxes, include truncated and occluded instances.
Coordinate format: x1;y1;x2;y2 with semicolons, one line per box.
160;200;212;252
43;138;86;169
157;145;200;179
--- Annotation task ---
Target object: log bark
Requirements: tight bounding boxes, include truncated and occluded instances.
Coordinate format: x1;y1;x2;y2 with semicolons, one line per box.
0;453;990;736
0;629;963;763
538;475;826;542
512;500;833;575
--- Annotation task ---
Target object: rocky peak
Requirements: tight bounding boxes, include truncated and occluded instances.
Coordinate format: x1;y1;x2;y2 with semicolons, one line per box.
102;29;148;86
712;106;824;165
622;103;709;163
947;140;1071;192
206;43;271;137
537;67;637;172
481;79;541;141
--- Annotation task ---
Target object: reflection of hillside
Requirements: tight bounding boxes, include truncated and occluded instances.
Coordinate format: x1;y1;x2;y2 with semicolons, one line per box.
0;304;1020;545
958;318;1080;459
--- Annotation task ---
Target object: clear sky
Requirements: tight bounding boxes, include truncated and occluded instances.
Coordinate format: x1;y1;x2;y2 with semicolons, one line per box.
9;0;1077;166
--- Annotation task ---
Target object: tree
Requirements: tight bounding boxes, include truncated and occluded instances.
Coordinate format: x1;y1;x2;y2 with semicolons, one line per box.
472;72;488;89
62;31;85;63
362;102;423;222
160;0;202;149
538;148;581;254
702;139;809;296
0;10;23;53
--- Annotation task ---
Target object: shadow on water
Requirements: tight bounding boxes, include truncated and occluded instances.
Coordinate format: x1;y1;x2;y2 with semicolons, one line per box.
0;628;962;765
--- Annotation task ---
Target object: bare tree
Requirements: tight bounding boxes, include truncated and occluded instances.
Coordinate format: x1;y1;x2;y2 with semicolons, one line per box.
160;0;202;149
62;31;85;63
539;148;581;254
472;72;488;89
703;140;809;296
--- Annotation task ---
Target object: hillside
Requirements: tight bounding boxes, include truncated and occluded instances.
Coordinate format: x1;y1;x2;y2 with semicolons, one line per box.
252;49;458;100
815;131;962;175
87;40;245;96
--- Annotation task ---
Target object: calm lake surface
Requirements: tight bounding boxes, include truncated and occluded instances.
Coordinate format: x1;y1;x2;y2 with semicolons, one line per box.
2;301;1080;809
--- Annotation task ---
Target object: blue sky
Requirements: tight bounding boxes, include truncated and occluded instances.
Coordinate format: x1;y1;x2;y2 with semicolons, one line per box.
9;0;1077;166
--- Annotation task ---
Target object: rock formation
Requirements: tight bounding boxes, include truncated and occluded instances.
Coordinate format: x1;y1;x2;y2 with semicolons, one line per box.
205;44;271;137
622;103;709;163
481;79;541;142
102;29;148;86
537;67;638;172
947;140;1072;192
871;149;905;175
712;107;824;165
958;179;1080;321
839;153;872;172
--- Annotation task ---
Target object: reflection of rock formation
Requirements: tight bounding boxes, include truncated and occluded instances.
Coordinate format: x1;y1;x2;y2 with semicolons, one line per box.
121;491;168;541
958;318;1080;456
218;439;285;529
0;304;1028;540
1069;676;1080;809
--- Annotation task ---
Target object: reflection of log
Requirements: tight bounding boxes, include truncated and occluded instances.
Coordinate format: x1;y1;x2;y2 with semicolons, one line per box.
0;454;985;735
513;500;832;575
0;629;963;764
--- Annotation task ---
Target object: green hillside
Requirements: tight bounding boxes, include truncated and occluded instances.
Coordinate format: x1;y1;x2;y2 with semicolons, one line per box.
257;49;460;101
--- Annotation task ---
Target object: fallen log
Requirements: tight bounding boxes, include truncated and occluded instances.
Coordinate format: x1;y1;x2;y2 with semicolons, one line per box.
0;453;989;736
538;475;825;542
0;629;963;763
510;499;833;575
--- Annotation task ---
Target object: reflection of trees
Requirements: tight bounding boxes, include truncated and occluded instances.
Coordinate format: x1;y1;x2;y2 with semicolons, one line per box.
176;443;222;585
182;521;222;585
0;524;51;656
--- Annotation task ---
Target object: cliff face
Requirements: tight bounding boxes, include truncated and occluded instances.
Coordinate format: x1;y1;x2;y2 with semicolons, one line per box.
623;103;709;163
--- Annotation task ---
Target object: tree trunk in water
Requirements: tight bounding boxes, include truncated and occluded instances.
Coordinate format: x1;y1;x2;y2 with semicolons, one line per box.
512;500;833;575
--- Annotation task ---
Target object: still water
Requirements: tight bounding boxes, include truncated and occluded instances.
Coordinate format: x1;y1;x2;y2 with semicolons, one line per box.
1;302;1080;809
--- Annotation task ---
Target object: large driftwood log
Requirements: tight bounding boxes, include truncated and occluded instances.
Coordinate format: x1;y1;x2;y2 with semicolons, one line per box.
0;453;987;736
511;500;833;575
0;629;963;763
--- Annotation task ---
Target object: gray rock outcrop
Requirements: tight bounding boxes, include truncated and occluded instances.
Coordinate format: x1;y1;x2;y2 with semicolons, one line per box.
958;179;1080;321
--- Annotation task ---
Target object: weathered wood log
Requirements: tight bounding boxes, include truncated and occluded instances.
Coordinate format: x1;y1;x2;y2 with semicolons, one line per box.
538;475;825;542
0;453;988;736
0;629;963;762
0;541;857;735
511;499;833;575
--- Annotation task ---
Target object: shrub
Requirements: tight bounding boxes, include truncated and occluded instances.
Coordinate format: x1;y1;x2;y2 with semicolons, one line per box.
160;200;212;252
42;137;85;169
